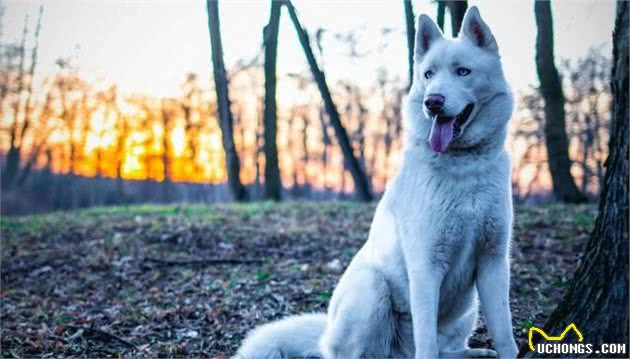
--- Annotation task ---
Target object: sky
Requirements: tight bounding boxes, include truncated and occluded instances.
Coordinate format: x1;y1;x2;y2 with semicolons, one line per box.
2;0;617;98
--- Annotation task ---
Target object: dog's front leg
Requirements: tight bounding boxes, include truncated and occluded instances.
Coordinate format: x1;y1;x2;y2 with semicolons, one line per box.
407;264;443;359
476;254;518;359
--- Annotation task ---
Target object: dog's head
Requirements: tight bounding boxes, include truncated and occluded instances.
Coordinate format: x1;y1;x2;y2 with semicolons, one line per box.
406;6;512;155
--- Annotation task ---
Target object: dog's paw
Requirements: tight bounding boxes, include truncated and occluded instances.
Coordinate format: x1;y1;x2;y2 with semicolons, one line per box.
463;348;497;358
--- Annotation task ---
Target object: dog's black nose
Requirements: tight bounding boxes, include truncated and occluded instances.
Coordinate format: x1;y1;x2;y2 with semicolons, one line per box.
424;94;445;114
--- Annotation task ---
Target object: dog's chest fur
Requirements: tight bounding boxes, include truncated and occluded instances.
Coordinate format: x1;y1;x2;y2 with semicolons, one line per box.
376;151;510;314
391;157;504;256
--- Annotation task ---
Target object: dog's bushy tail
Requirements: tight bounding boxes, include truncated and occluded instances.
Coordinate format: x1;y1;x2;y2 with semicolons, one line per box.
233;313;326;359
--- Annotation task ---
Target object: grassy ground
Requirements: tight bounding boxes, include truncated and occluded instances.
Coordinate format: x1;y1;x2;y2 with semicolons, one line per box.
1;201;596;358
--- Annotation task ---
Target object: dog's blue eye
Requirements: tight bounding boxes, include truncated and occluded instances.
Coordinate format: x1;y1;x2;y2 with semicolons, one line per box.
457;67;471;76
424;70;434;79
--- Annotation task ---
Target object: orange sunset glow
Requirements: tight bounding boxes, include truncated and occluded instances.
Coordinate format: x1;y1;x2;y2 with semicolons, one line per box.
0;0;616;212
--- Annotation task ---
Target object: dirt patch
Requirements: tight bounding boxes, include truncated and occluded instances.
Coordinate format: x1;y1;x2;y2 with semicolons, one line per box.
0;202;596;358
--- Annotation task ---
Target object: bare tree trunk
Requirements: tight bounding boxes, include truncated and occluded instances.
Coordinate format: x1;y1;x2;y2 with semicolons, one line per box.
254;93;263;190
16;123;55;188
115;113;126;200
437;1;446;33
71;95;90;175
182;102;196;166
2;15;28;190
285;0;373;201
403;0;415;90
206;0;248;201
534;1;586;203
592;96;604;193
18;5;43;153
319;106;331;195
301;114;310;195
262;0;282;201
15;152;37;188
289;111;300;196
446;1;467;37
436;1;467;37
581;114;593;193
354;90;368;172
160;100;173;202
12;8;44;189
522;3;628;356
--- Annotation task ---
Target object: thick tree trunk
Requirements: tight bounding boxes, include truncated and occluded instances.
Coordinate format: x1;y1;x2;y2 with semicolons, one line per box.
522;3;628;357
446;1;467;37
436;1;467;37
437;2;446;32
534;1;586;203
285;0;373;201
262;0;282;201
403;0;415;90
206;0;248;201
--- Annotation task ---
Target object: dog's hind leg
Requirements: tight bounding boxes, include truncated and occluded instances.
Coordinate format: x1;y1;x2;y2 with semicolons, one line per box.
319;266;395;359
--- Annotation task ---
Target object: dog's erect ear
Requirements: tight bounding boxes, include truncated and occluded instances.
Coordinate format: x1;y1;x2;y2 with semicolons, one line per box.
414;14;443;60
460;6;497;51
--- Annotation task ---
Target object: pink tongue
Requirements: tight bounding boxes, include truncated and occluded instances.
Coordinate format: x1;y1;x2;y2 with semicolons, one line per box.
429;117;455;153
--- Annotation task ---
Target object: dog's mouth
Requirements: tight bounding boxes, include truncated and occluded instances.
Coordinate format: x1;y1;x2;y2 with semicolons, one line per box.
428;104;475;153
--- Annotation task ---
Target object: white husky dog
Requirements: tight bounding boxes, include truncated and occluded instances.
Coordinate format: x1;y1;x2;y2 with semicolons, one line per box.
235;7;518;359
